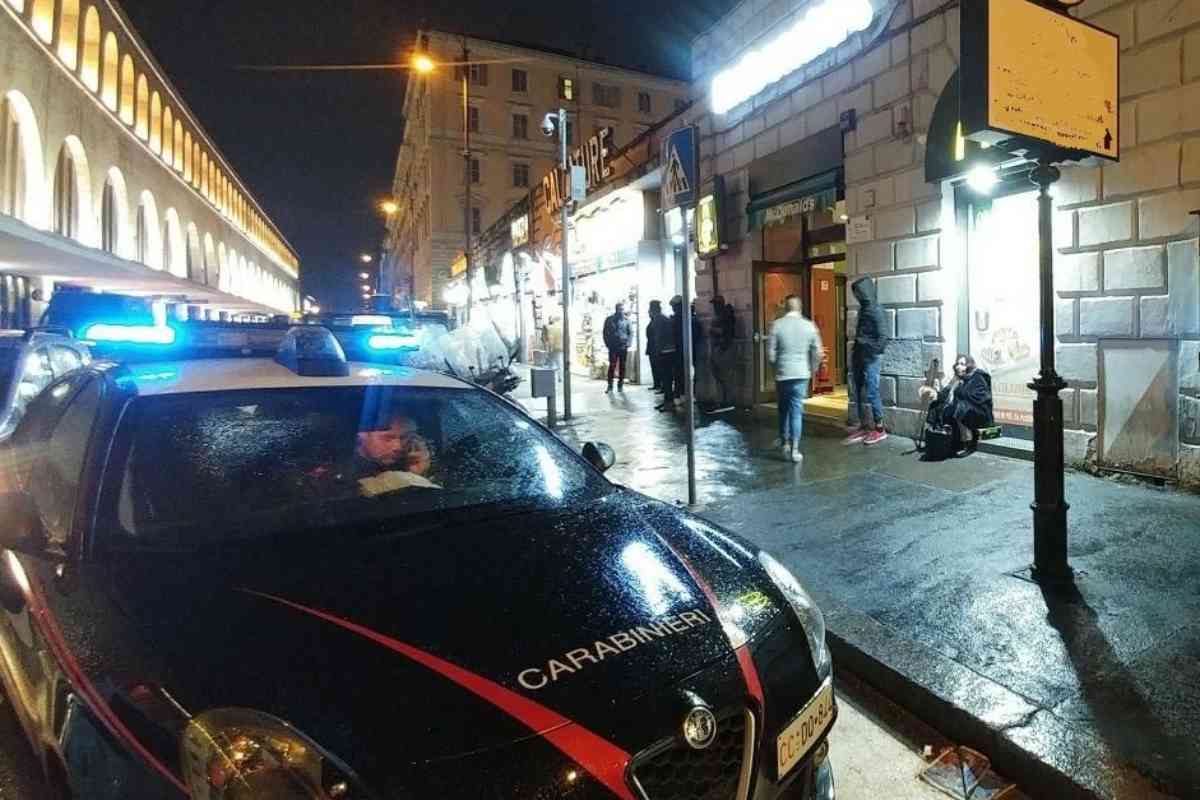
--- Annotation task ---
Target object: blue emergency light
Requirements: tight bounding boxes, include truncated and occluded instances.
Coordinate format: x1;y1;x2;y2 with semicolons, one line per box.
82;323;177;345
366;332;420;351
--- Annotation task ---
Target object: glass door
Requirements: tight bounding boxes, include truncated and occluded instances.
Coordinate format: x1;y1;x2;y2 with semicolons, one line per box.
964;189;1040;431
753;263;807;403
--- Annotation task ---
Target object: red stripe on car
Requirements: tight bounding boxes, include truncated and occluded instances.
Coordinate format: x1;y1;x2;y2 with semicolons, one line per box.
24;576;191;796
653;538;767;712
242;589;637;800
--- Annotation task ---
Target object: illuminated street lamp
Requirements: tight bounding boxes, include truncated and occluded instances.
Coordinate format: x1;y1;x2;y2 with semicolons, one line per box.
361;284;371;292
359;272;370;280
380;200;399;216
360;254;374;264
412;54;434;74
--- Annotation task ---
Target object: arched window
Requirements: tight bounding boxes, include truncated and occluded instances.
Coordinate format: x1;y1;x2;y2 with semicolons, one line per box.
119;55;135;125
186;224;201;283
183;133;193;180
135;191;160;268
161;107;173;163
173;121;183;171
203;233;216;287
101;169;128;256
149;91;161;151
31;0;53;42
200;153;209;197
80;8;100;90
135;75;149;139
51;137;91;245
163;208;184;277
54;144;78;239
57;0;81;68
1;92;47;227
101;34;119;110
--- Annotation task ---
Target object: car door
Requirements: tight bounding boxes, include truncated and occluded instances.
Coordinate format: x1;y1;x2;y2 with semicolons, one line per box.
0;374;102;739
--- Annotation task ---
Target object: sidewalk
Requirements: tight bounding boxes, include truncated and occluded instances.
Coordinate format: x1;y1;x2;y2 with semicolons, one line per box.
515;370;1199;800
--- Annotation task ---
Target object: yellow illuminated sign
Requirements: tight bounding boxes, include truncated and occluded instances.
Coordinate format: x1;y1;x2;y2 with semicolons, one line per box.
697;193;720;258
450;255;467;277
981;0;1118;158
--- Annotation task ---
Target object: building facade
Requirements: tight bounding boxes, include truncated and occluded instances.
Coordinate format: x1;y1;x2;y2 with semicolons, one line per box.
0;0;300;323
385;30;689;310
680;0;1200;485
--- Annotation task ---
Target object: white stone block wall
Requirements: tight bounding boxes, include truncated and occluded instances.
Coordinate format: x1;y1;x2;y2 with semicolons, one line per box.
1054;0;1200;483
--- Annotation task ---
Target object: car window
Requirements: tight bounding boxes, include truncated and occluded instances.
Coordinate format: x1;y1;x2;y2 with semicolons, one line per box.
48;345;84;377
106;386;610;550
14;377;102;547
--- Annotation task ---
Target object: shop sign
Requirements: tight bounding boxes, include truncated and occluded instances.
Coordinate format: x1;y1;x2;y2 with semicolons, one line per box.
961;0;1118;160
696;176;725;259
511;215;529;248
760;188;837;228
540;127;615;217
450;254;467;277
710;0;875;114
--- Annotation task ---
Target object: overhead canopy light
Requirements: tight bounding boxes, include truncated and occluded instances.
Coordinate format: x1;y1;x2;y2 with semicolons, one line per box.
711;0;875;114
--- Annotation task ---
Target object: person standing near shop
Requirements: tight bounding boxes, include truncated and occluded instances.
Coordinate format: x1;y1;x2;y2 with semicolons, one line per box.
768;294;823;463
602;302;633;393
709;295;737;411
845;276;889;445
646;300;671;393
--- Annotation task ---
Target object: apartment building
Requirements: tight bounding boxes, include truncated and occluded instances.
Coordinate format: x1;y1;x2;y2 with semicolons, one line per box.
385;30;689;307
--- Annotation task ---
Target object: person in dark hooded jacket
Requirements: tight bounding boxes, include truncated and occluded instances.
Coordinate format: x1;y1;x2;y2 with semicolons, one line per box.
935;354;994;450
845;276;889;445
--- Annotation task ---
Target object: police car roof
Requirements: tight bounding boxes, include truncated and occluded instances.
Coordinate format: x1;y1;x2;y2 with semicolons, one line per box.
121;358;473;396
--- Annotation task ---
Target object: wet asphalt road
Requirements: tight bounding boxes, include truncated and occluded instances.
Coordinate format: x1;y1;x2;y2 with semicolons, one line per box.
0;697;42;799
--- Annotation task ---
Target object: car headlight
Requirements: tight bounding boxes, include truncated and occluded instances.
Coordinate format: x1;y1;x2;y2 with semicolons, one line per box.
757;552;831;679
181;708;370;799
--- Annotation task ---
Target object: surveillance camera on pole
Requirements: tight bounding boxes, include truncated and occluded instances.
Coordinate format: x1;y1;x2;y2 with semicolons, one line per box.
541;112;559;138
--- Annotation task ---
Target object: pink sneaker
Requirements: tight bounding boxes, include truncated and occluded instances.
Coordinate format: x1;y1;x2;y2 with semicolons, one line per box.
863;429;889;446
842;427;868;446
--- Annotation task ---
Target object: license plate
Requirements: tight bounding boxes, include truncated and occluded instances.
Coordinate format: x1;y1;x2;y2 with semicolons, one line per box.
776;678;835;779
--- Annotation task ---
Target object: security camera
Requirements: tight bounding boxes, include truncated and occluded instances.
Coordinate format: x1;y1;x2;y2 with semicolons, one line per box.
541;112;559;138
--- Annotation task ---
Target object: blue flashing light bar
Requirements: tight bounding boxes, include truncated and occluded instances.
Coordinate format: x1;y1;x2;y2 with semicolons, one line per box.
83;323;177;345
367;333;420;351
350;315;393;327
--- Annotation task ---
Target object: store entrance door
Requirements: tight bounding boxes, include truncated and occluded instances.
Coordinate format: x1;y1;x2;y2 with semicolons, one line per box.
753;262;806;404
809;262;846;393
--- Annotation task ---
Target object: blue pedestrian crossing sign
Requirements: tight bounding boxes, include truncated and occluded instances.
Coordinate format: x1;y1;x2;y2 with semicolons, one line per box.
661;126;698;211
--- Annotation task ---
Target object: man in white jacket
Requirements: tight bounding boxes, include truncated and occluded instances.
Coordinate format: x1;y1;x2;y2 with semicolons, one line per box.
767;295;824;463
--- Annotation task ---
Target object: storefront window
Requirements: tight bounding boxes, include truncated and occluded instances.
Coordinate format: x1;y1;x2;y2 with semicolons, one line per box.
964;189;1039;428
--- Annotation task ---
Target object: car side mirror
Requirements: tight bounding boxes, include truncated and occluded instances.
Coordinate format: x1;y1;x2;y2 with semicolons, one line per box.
582;442;616;473
0;492;46;555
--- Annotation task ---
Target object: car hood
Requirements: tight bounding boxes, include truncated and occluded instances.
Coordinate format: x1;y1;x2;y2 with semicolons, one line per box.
72;491;781;789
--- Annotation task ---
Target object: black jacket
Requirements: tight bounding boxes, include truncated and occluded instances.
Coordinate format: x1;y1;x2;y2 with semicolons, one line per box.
603;313;633;351
951;369;994;428
646;313;671;356
851;277;889;359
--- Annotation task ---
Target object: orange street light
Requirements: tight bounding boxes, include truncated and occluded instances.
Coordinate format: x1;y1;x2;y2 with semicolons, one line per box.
380;200;400;216
412;55;435;74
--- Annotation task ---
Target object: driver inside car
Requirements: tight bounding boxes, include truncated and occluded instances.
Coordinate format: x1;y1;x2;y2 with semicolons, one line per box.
320;411;440;496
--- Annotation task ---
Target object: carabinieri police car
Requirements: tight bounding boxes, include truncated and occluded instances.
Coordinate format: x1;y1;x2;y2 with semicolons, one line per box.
0;322;836;800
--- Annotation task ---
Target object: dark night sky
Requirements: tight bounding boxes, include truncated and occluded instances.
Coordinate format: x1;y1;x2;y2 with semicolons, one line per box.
115;0;735;309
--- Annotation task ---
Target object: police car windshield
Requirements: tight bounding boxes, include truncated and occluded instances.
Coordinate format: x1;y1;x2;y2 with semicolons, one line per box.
106;386;610;549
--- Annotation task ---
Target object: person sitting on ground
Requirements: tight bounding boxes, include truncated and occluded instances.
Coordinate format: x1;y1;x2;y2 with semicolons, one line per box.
935;354;994;451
